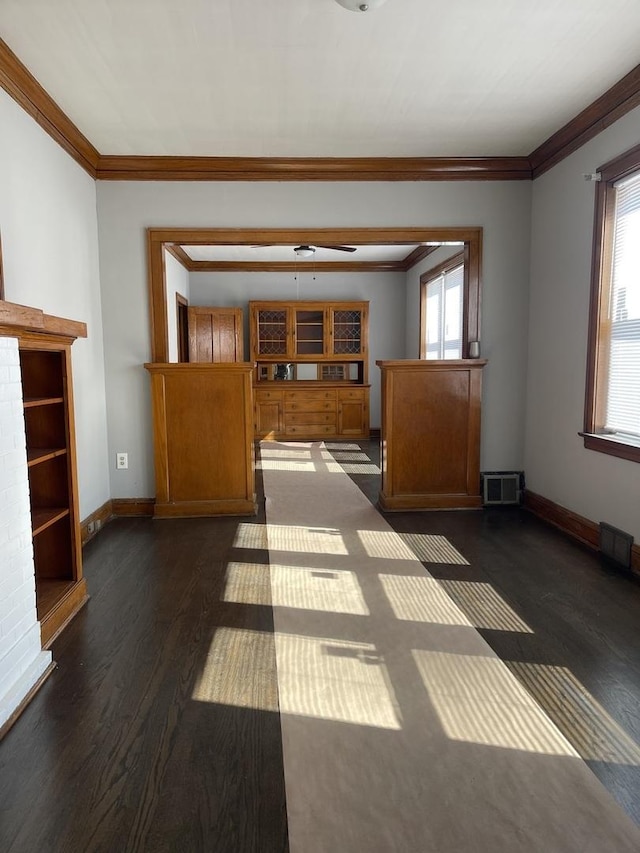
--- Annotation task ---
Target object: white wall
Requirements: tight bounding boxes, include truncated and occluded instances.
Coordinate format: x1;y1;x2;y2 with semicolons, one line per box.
165;250;191;362
0;89;110;519
526;104;640;541
189;269;407;425
96;180;532;497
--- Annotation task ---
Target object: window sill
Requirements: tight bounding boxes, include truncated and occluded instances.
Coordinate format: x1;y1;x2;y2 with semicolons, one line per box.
580;432;640;463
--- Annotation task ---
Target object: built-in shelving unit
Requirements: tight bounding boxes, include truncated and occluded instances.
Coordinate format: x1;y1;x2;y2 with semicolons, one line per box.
19;344;86;647
1;302;88;648
250;300;370;440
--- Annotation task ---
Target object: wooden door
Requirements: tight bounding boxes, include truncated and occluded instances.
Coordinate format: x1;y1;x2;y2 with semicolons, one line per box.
188;307;243;363
338;388;368;436
255;390;284;438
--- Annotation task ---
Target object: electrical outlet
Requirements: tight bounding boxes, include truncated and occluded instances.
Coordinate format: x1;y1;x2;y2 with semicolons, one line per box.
116;452;128;469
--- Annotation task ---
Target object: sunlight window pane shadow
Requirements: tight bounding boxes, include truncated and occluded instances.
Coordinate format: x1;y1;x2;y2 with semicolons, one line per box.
506;661;640;765
358;530;469;564
412;650;576;755
193;627;278;712
223;561;369;615
277;634;402;729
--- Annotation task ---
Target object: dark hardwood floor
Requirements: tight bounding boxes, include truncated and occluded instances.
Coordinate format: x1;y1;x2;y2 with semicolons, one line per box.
1;439;639;851
0;469;288;853
341;440;640;826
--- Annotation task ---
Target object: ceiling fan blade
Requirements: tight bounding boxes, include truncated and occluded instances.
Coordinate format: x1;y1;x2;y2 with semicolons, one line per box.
316;244;357;253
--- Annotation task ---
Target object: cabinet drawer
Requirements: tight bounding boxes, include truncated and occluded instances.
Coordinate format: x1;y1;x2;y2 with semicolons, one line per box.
255;389;283;402
284;400;335;413
286;412;336;426
287;424;335;437
284;389;336;402
338;388;366;401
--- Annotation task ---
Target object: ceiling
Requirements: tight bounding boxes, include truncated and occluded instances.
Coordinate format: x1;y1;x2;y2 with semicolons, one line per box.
175;241;464;269
2;0;640;159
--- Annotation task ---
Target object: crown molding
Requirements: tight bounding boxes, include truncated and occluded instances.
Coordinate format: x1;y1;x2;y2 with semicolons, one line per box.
95;155;532;181
170;242;437;272
2;36;640;183
0;38;99;177
178;260;406;272
530;61;640;178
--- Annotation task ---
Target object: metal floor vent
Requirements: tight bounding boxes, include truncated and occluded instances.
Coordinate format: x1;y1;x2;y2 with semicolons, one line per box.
481;471;524;506
599;522;633;570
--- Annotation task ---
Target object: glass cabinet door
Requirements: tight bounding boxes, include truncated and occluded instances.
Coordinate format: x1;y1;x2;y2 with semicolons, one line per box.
256;309;289;356
331;308;364;356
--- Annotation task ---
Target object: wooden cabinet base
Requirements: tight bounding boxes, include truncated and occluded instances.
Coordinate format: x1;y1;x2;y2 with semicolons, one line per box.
379;492;483;511
377;360;487;511
255;383;370;440
145;363;256;518
38;578;88;649
154;498;257;518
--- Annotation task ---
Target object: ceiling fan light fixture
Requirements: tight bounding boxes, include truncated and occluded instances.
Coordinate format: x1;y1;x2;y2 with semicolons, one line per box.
334;0;388;11
294;245;316;258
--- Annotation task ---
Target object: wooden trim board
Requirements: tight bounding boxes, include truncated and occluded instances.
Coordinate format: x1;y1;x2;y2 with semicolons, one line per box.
80;499;114;545
111;498;156;517
0;38;99;177
524;489;640;576
3;33;640;182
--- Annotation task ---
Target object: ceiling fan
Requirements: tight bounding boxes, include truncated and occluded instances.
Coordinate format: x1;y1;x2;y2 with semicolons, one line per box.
251;243;357;257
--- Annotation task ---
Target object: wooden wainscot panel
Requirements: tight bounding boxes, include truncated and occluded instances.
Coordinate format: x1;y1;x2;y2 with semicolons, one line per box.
145;363;256;516
377;360;487;510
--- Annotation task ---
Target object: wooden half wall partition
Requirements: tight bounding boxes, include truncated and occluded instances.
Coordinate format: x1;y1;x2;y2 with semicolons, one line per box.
144;362;256;517
377;359;487;510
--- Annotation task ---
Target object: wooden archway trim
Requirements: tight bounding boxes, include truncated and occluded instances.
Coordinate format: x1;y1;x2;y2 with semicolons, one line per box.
147;227;482;363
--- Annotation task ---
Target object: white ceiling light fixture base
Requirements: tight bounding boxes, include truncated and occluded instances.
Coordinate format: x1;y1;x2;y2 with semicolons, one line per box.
334;0;389;11
294;245;316;258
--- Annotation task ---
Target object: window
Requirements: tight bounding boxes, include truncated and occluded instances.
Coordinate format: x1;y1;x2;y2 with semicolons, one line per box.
584;143;640;462
420;252;465;359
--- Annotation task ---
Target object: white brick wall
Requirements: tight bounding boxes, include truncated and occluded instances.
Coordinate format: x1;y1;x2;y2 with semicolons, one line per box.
0;336;51;731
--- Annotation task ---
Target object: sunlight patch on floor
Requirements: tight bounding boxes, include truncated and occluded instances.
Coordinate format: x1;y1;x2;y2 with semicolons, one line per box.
192;627;278;711
276;634;402;729
437;580;533;633
328;462;382;475
260;448;312;459
357;529;420;560
379;574;475;626
233;522;269;550
412;650;577;755
222;561;272;606
256;460;317;471
506;661;640;764
235;522;347;555
396;533;470;565
271;564;369;615
223;560;369;615
266;523;349;555
321;450;372;462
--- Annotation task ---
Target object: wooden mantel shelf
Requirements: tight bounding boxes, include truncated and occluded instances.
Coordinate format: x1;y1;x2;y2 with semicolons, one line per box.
0;300;87;339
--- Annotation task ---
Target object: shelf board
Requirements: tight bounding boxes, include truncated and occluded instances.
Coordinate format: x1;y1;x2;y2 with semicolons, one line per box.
27;447;67;467
32;507;70;536
23;396;64;408
36;579;75;621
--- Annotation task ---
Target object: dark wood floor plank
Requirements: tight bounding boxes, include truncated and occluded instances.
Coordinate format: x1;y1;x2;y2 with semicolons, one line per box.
0;511;288;853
